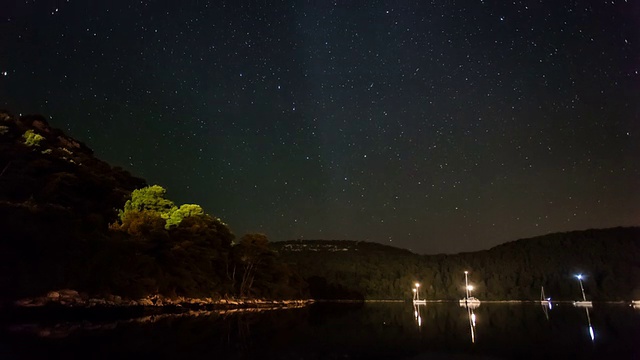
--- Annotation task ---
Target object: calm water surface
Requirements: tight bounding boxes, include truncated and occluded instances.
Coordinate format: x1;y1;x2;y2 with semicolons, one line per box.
2;302;639;359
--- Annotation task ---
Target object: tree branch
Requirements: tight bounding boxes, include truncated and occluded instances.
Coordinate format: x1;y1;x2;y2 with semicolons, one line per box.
0;161;11;178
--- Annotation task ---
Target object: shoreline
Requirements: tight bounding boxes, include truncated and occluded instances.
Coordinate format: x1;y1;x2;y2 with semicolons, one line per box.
5;302;313;339
2;289;315;322
7;289;314;309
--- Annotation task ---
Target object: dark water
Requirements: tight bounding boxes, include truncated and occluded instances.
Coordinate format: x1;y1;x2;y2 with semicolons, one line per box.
2;302;639;359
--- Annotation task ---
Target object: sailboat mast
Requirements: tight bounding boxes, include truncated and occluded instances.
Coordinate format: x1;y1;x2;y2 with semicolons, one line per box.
464;271;470;299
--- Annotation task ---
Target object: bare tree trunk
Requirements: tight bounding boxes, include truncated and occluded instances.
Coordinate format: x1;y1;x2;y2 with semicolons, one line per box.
0;161;11;178
247;275;255;295
240;262;255;297
230;264;237;293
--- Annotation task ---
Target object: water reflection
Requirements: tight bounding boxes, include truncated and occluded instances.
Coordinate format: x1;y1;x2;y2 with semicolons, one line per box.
5;303;640;359
412;303;424;328
541;299;552;320
466;306;477;344
583;307;595;342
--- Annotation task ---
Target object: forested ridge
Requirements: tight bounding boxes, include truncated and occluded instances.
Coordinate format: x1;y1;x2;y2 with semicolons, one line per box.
273;227;640;301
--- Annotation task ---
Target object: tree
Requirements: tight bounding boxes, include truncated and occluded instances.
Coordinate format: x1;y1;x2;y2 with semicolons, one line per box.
119;185;175;220
118;186;208;230
23;130;45;147
230;233;274;297
165;204;204;229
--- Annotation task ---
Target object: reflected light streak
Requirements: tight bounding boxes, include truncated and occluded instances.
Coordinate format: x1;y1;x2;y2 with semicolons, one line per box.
585;308;595;342
413;304;423;329
467;307;477;344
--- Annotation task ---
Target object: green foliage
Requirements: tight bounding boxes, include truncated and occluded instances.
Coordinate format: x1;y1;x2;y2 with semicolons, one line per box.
165;204;204;229
120;185;175;219
23;129;45;147
119;186;207;230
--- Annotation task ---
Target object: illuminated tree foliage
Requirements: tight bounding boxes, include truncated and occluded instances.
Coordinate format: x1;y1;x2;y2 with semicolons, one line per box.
119;185;175;219
166;204;205;229
118;185;205;230
22;129;45;147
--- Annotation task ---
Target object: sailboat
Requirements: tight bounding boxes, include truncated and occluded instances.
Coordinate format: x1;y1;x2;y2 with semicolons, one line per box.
412;283;426;305
540;286;552;308
572;274;593;307
459;271;481;308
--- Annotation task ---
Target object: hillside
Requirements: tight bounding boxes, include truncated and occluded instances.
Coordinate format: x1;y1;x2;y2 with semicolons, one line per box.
0;111;306;304
273;227;640;301
0;111;147;299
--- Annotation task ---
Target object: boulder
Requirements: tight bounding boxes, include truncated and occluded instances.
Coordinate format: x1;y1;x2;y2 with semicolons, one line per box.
58;289;79;298
138;298;154;306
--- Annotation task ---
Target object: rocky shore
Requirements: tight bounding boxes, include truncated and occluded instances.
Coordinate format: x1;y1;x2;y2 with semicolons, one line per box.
7;291;314;339
11;289;314;310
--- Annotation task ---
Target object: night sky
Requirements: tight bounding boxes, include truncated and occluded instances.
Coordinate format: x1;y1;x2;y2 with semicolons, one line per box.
1;1;639;254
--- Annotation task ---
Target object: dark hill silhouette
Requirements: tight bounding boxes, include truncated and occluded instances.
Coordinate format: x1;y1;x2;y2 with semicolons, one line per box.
273;227;640;301
1;111;148;299
0;111;305;304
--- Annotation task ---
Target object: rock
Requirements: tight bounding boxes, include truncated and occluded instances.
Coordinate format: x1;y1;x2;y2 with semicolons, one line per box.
14;298;33;306
138;298;154;306
88;298;106;305
58;289;79;297
47;291;60;299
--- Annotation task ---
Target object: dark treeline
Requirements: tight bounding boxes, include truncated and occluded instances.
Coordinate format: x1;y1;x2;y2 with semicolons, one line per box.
273;227;640;301
0;111;306;303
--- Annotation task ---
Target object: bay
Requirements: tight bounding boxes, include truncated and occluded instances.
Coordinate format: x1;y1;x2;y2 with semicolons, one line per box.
2;302;639;359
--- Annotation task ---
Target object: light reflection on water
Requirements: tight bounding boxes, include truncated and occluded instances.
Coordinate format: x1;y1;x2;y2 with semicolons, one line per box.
3;302;640;359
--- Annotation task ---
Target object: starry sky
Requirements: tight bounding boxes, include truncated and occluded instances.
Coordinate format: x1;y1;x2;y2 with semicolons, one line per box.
1;0;639;254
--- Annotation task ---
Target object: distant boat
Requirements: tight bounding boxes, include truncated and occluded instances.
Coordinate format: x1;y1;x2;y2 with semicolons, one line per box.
412;282;426;304
540;286;551;308
459;297;481;308
573;301;593;307
572;274;593;307
631;300;640;309
459;271;481;308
